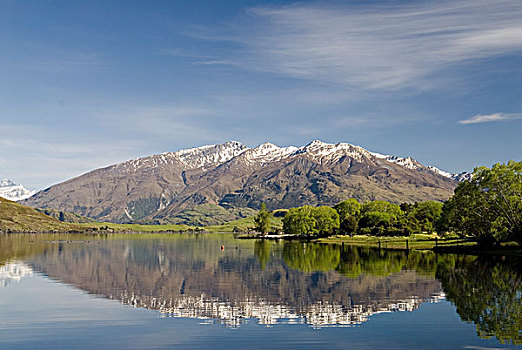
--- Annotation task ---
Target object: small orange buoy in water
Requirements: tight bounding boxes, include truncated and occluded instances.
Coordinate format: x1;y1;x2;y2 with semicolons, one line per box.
221;245;224;250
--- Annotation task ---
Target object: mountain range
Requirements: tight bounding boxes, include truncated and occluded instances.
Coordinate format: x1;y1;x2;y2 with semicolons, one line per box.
24;140;468;224
0;179;35;201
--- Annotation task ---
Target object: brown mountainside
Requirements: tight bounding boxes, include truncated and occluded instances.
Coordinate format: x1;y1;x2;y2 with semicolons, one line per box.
24;140;459;223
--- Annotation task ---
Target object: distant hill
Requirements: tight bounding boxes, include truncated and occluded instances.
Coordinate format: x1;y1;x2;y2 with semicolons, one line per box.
0;197;84;233
24;140;465;224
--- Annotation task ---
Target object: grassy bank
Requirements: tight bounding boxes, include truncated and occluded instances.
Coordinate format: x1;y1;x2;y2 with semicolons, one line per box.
316;234;471;249
317;234;522;255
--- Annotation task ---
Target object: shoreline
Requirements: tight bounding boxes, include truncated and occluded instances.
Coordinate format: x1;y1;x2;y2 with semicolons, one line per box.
2;230;521;256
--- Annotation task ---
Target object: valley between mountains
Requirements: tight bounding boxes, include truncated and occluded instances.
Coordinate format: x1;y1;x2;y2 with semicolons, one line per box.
22;140;468;225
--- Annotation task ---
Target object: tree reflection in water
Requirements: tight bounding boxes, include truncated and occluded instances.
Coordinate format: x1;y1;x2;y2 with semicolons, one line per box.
436;255;522;345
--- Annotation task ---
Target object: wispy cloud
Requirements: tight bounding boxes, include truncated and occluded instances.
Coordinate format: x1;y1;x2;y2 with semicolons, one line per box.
222;0;522;90
459;113;522;124
192;60;235;66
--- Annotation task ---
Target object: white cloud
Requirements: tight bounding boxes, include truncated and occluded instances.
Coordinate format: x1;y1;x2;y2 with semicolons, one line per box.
224;0;522;90
458;113;522;124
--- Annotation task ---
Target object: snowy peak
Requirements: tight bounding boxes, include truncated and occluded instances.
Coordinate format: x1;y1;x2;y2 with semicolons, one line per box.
385;156;422;170
370;152;470;179
174;141;249;168
115;141;250;172
295;140;372;163
1;179;16;187
427;166;453;178
240;142;299;164
0;179;35;201
289;141;467;180
450;172;473;182
369;151;422;170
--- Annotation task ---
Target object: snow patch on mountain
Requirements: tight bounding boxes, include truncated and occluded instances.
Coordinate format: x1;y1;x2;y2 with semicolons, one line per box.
242;142;299;164
175;141;249;168
0;179;36;201
294;140;373;164
369;151;421;170
427;166;453;178
115;141;250;173
369;151;471;180
451;172;473;182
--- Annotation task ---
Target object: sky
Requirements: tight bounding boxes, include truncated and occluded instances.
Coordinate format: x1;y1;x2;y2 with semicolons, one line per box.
1;0;521;190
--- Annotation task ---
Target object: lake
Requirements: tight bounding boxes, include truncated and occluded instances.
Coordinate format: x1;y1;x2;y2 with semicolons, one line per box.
0;233;520;349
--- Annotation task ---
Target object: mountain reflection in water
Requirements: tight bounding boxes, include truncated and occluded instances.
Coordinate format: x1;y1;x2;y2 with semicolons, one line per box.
0;233;520;344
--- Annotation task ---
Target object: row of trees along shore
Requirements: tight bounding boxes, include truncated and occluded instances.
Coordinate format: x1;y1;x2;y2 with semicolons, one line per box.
253;160;521;247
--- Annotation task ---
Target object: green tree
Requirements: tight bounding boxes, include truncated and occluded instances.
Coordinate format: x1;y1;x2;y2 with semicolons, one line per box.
359;211;398;236
253;203;272;235
311;206;340;236
440;161;522;246
282;206;316;235
361;201;402;217
412;201;443;233
334;199;362;236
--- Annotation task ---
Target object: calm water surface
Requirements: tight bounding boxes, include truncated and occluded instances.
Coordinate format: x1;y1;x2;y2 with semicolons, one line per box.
0;233;520;349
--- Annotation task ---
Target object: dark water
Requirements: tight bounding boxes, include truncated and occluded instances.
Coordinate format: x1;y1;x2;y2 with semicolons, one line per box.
0;233;520;349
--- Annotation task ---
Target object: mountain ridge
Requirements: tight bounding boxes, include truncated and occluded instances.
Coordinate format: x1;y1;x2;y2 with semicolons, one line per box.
24;140;466;223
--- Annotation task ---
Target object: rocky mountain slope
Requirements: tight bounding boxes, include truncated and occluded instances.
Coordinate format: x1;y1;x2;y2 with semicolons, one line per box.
0;179;35;201
24;140;464;223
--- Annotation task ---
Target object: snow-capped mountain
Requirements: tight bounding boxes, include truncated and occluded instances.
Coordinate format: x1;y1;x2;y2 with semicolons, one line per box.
24;140;467;223
0;179;36;201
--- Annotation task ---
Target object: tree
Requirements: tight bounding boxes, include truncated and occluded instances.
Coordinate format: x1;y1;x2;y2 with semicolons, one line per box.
440;161;522;246
334;199;362;236
359;211;397;236
311;206;340;236
358;201;402;236
361;201;402;217
253;203;272;235
399;201;443;235
282;206;316;235
412;201;443;224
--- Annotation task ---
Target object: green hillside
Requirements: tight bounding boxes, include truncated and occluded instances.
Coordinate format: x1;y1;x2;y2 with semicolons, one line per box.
147;204;258;226
35;207;98;223
0;197;85;233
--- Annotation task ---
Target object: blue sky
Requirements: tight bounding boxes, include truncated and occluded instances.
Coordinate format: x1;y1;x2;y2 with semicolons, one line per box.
2;0;521;190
